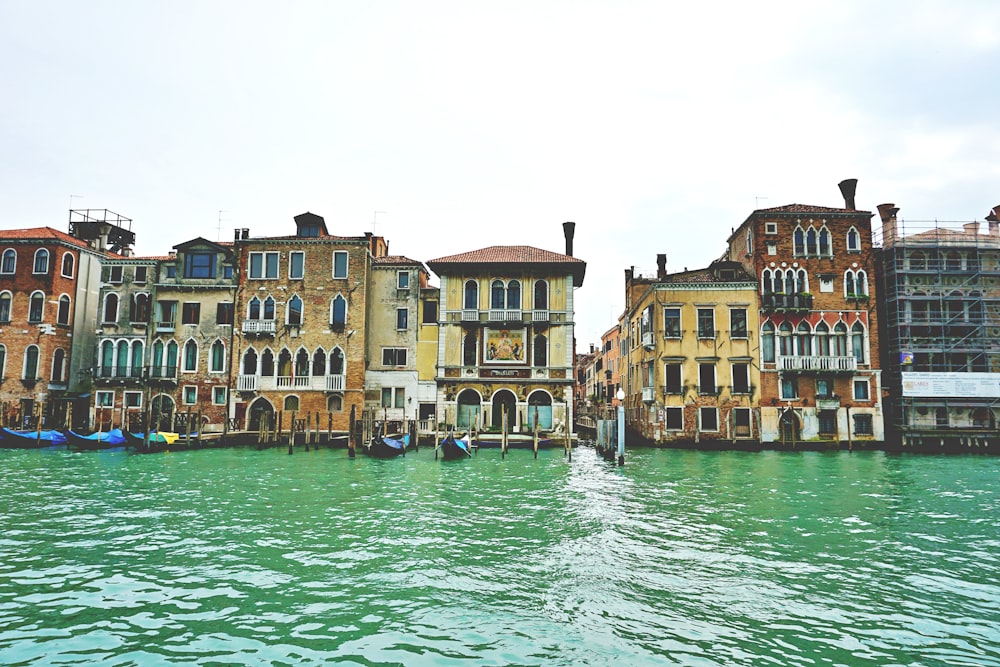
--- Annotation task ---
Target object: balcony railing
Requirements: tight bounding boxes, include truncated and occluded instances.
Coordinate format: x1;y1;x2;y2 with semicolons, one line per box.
488;309;522;322
236;374;348;392
242;319;277;335
461;309;480;322
641;386;656;403
326;374;346;391
93;366;145;381
532;310;550;322
155;321;175;333
237;375;258;391
778;355;857;372
761;293;814;312
641;331;655;349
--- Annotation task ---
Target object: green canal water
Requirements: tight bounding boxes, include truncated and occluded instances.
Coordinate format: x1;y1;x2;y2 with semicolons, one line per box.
0;446;998;667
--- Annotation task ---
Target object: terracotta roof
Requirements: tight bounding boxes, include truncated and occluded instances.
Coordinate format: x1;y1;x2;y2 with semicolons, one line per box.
427;245;586;286
373;255;424;266
0;226;91;248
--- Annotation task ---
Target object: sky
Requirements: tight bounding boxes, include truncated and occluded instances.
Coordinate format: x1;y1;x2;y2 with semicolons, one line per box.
3;1;999;351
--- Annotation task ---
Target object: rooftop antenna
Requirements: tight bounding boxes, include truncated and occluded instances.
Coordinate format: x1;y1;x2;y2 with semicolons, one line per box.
373;210;387;235
69;194;83;211
755;196;768;209
217;210;228;242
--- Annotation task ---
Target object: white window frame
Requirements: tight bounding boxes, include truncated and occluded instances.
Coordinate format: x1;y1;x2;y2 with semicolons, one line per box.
212;386;227;405
61;252;75;278
32;248;49;274
182;385;198;405
248;251;280;279
853;378;870;401
382;347;408;367
397;270;410;289
124;391;143;408
664;406;684;430
764;222;778;235
288;251;305;280
332;251;349;279
699;407;720;432
109;265;124;283
95;390;115;407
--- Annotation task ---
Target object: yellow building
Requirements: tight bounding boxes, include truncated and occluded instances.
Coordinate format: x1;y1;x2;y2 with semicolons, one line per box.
623;256;761;446
426;224;586;434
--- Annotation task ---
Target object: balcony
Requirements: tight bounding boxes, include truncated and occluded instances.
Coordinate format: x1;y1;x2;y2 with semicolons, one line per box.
532;310;550;323
761;293;813;312
641;386;656;403
236;374;347;392
242;319;277;335
488;309;522;323
641;331;655;350
155;321;175;333
326;374;346;391
93;366;145;383
461;309;480;322
778;355;857;373
237;374;258;392
148;366;178;382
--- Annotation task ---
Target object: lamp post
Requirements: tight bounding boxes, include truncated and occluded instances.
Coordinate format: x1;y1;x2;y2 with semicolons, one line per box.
616;389;625;466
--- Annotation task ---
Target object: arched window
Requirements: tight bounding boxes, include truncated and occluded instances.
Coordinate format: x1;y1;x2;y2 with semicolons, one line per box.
1;249;16;274
852;322;865;363
103;293;119;324
101;340;114;376
761;322;775;363
131;341;143;378
277;348;292;377
533;280;548;310
23;345;39;379
295;348;309;376
464;280;478;310
0;344;6;378
796;269;808;294
784;270;795;295
166;341;178;376
184;339;198;372
61;252;75;278
778;321;794;356
761;269;772;294
130;293;149;323
330;295;347;328
533;333;547;366
287;295;303;325
846;227;860;252
261;348;275;376
815;321;830;356
833;322;848;356
33;249;49;274
312;348;326;376
327;395;343;412
51;348;66;383
29;291;44;323
0;291;12;323
507;280;521;310
284;395;299;411
746;229;753;255
818;226;831;255
844;271;856;297
151;340;164;376
263;296;275;320
806;228;817;255
211;340;225;372
248;296;261;320
242;347;258;375
793;227;805;256
463;332;478;366
58;294;72;326
116;340;129;376
330;347;345;375
856;270;868;296
490;280;505;309
796;321;812;356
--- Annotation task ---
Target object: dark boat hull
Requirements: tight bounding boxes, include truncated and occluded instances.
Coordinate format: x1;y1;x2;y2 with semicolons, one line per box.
364;436;405;458
0;428;67;449
439;435;471;460
65;429;127;451
123;431;171;453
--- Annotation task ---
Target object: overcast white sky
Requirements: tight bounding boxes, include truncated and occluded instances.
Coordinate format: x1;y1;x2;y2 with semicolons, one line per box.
3;1;999;351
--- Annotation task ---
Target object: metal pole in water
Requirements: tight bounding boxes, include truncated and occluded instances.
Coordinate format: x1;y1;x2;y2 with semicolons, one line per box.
616;389;625;466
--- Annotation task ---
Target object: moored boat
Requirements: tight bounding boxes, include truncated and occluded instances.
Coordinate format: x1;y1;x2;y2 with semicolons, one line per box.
0;427;67;449
439;432;472;460
363;433;407;458
123;430;177;453
64;429;127;451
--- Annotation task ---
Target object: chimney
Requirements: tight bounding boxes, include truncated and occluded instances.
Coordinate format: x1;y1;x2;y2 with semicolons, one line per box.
234;229;241;242
877;203;899;243
838;179;858;210
563;221;576;257
656;253;667;279
241;228;250;240
987;205;1000;236
964;222;980;236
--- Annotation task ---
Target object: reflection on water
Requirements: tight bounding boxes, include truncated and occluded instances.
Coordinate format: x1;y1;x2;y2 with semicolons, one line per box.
0;447;998;666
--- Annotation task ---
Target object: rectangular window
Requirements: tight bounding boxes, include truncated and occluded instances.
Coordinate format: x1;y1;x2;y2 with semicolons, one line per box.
248;252;279;279
765;222;778;235
183;386;198;405
134;267;148;284
109;266;124;283
663;308;681;338
422;301;438;324
213;387;227;405
781;376;798;399
730;308;748;338
124;391;142;408
333;251;348;279
697;308;715;338
396;308;408;330
732;363;750;394
699;363;716;394
182;302;201;325
158;300;177;326
289;252;305;279
664;363;682;394
184;252;215;279
816;378;832;398
96;390;114;407
819;410;837;434
665;407;683;430
397;271;410;289
217;302;234;325
166;265;176;279
853;379;870;401
382;348;407;366
700;407;719;431
223;265;234;279
853;414;873;435
380;387;405;408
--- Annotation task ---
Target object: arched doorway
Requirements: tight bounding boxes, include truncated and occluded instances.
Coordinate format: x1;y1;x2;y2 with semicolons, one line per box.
457;389;481;430
778;409;800;443
491;389;517;430
527;390;553;430
151;394;175;432
248;397;275;432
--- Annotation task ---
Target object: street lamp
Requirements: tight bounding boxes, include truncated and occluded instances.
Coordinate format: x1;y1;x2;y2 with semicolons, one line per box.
616;389;625;466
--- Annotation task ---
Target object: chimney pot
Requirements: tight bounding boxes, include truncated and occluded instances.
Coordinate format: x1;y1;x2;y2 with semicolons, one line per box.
838;179;858;210
562;221;576;256
656;253;667;279
986;205;1000;223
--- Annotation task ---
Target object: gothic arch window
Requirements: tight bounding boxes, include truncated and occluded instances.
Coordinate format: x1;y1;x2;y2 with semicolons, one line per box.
263;296;276;320
844;270;857;297
793;227;805;256
287;294;303;325
846;227;860;252
815;321;830;356
796;321;812;356
330;295;347;329
796;269;808;293
818;226;831;255
243;347;258;375
183;339;198;372
761;322;775;363
248;296;261;320
806;228;818;256
856;270;868;296
261;348;275;376
210;339;225;372
761;269;773;294
277;348;292;377
295;347;310;376
312;348;327;376
464;280;478;310
778;321;794;356
152;340;164;376
851;322;866;363
833;322;848;356
33;249;49;274
166;340;178;376
330;347;345;375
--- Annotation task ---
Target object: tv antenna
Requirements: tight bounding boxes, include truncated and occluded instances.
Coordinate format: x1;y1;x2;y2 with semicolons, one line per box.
373;211;387;234
217;210;228;242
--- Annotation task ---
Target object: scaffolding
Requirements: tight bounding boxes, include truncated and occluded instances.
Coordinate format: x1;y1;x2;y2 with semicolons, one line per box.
875;214;1000;450
68;209;135;254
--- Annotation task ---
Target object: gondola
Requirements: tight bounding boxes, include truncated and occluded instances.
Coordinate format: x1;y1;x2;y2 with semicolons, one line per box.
123;430;175;454
363;432;407;458
64;429;127;451
0;427;67;449
438;432;472;460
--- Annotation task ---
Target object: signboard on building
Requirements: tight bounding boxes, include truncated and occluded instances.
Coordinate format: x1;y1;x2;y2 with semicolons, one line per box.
901;372;1000;398
480;368;532;379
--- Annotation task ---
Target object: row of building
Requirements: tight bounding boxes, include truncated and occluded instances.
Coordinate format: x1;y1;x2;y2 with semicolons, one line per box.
577;180;1000;450
0;211;585;436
